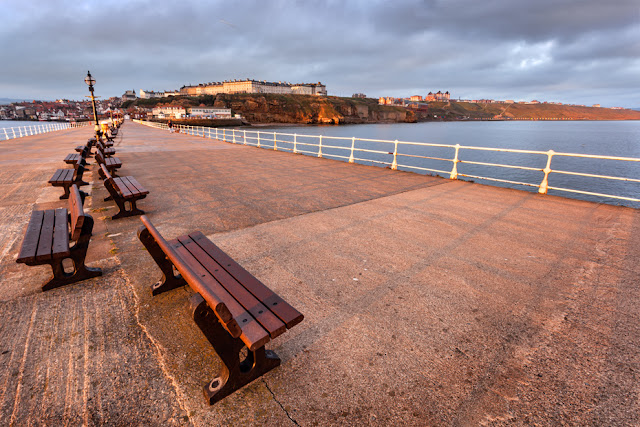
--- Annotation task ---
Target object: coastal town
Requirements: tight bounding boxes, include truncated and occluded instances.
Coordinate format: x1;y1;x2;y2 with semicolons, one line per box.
0;77;630;122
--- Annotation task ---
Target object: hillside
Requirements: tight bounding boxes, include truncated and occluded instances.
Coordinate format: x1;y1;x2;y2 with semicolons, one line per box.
422;101;640;121
125;94;640;124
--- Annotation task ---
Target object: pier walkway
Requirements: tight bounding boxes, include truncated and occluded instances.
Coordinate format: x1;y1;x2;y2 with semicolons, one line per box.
0;122;638;425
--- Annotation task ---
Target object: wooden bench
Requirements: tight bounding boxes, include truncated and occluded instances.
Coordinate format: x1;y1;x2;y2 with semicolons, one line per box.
97;141;116;156
16;184;102;291
99;164;149;219
65;145;89;166
75;138;96;156
48;162;88;199
95;150;122;176
137;215;304;405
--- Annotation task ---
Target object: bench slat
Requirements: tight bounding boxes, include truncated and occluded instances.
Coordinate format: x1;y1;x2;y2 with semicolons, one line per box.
49;169;64;184
113;177;134;198
35;210;56;262
189;232;304;329
122;176;149;196
120;177;142;197
177;235;286;339
52;208;70;256
106;158;122;167
17;210;45;263
172;240;271;351
63;169;74;182
53;169;72;184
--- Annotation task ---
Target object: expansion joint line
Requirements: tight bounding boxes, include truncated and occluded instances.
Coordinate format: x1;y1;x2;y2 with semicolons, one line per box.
115;254;192;423
263;379;300;426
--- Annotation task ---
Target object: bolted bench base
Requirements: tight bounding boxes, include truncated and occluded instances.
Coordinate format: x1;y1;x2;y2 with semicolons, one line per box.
40;257;102;291
190;293;281;405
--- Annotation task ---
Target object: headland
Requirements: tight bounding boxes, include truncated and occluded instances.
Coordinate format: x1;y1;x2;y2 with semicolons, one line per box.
124;93;640;125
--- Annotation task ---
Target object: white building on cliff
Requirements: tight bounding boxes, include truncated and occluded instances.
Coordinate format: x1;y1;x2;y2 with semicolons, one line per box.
180;79;327;97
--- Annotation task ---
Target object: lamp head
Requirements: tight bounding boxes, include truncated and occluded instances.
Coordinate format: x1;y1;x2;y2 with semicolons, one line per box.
84;71;96;87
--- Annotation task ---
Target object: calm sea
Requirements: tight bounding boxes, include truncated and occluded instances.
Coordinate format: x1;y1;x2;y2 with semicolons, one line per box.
0;120;50;129
246;121;640;207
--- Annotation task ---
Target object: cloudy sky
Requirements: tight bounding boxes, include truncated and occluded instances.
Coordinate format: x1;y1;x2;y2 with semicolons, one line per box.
1;0;638;107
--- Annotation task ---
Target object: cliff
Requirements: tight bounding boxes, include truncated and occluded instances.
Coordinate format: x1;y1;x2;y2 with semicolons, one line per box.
213;94;415;124
129;94;640;125
416;101;640;121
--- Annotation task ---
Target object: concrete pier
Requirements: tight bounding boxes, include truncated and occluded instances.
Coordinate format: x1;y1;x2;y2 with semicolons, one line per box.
1;122;638;425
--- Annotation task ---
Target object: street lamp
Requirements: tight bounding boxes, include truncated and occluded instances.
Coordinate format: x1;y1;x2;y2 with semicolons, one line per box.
84;70;100;140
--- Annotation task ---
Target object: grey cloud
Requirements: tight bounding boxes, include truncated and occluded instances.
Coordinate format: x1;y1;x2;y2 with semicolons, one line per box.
0;0;638;107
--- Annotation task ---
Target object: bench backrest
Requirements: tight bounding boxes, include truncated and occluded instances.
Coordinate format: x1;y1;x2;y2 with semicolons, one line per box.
95;150;105;165
68;185;86;241
99;163;113;182
139;215;234;329
72;163;85;181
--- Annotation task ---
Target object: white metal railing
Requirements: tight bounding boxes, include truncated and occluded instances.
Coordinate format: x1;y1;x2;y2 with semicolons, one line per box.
133;119;640;205
0;121;92;141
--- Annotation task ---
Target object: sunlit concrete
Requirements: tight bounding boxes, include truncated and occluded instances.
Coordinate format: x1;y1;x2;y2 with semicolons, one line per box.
1;122;638;425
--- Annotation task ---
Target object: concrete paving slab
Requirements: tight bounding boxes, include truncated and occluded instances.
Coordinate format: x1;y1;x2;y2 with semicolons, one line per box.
0;122;638;425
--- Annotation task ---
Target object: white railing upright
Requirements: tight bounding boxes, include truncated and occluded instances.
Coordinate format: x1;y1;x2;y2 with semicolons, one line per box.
132;119;640;205
0;120;93;141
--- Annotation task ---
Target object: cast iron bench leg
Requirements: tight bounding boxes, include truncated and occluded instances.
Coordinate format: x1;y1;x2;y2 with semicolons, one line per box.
60;186;87;200
190;293;281;405
112;198;144;220
138;226;186;295
42;257;102;291
60;185;71;199
41;218;102;291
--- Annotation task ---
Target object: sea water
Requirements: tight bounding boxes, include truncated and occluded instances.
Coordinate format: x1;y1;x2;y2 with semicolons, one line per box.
248;121;640;207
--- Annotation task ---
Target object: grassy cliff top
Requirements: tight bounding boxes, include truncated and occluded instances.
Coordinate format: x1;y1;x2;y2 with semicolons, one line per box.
123;94;640;121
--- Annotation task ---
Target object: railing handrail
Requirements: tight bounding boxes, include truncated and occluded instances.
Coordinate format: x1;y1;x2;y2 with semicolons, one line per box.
0;121;93;141
132;119;640;205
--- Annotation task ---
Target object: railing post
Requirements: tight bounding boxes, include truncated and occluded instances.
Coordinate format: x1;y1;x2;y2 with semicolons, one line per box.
19;127;23;138
391;140;398;170
243;129;247;145
215;127;218;140
349;137;355;163
273;132;277;151
223;128;226;142
293;134;298;153
450;144;461;179
4;128;8;140
257;131;261;148
233;129;236;144
318;135;323;158
539;150;555;194
12;128;17;138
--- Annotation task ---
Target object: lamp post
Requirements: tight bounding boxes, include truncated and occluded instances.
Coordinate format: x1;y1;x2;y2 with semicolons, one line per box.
84;71;100;140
